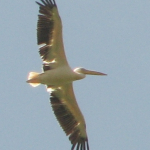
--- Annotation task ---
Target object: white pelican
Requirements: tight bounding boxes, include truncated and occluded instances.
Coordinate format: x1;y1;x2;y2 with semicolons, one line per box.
27;0;106;149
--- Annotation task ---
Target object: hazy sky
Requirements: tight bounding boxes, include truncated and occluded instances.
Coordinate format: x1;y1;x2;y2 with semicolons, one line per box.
1;0;150;150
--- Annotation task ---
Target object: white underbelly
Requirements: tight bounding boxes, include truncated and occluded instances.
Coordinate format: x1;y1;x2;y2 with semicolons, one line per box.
39;67;76;86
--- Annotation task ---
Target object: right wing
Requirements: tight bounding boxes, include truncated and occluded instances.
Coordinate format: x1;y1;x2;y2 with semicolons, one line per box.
50;83;90;150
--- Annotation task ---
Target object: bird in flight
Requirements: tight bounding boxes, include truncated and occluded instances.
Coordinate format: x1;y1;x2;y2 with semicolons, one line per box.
27;0;106;150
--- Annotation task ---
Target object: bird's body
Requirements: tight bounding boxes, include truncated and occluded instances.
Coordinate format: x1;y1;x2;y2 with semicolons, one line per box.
27;65;85;87
27;0;106;150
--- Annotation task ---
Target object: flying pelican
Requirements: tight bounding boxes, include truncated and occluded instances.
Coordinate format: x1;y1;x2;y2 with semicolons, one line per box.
27;0;106;150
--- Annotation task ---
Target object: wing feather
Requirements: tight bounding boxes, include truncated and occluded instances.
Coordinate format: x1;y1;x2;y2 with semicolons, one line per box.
36;0;68;65
50;84;89;150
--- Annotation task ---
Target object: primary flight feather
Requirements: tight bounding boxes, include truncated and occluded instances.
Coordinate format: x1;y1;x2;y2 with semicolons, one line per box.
27;0;106;150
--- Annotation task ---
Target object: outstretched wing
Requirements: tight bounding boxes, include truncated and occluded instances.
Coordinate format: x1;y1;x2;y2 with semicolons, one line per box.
36;0;68;67
50;83;89;150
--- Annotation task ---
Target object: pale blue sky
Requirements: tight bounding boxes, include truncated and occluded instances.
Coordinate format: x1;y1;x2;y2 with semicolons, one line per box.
0;0;150;150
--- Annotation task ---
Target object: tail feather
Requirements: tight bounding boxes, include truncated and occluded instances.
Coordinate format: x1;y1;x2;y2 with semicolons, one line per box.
27;72;40;87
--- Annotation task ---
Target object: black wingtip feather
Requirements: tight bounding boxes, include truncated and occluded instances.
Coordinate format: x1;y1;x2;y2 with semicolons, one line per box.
36;0;57;45
36;0;57;7
36;0;57;62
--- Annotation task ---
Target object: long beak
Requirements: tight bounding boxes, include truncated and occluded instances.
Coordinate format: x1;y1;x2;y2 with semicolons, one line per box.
82;68;107;76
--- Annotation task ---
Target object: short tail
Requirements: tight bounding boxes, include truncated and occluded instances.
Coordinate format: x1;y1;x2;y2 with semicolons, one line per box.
26;72;40;87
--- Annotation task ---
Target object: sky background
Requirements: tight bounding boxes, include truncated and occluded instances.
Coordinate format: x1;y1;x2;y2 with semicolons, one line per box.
0;0;150;150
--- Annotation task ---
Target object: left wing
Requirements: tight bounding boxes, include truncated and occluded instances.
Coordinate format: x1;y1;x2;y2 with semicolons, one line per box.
36;0;69;67
50;83;89;150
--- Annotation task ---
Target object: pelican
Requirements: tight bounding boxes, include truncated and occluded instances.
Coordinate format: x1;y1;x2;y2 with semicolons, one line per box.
27;0;106;150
